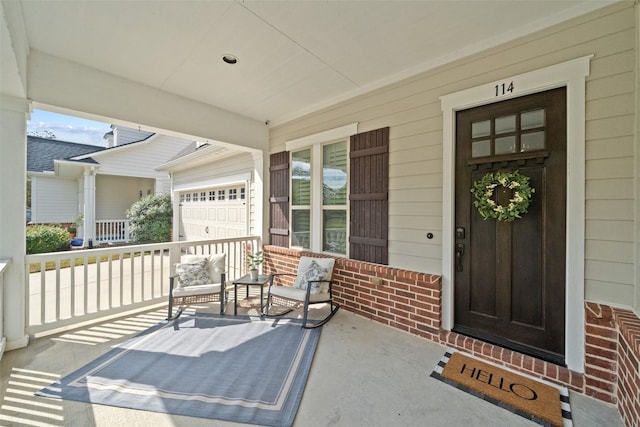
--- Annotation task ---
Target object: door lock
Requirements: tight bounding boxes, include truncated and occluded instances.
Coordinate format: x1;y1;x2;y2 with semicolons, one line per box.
456;243;465;272
456;227;465;239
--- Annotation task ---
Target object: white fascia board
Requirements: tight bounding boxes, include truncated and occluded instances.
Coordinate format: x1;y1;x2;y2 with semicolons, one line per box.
156;145;245;172
156;144;218;172
72;134;159;160
53;159;99;177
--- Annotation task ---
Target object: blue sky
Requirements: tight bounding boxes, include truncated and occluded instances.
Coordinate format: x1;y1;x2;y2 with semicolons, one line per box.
27;110;111;147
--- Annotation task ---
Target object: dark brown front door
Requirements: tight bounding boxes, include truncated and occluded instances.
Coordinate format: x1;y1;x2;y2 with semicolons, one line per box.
454;87;567;365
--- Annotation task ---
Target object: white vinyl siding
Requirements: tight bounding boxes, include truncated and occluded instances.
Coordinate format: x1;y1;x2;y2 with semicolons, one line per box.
95;175;154;220
93;135;190;181
31;176;78;223
270;2;637;308
112;127;154;146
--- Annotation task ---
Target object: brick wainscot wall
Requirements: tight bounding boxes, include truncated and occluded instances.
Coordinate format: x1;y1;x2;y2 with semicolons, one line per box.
263;246;640;426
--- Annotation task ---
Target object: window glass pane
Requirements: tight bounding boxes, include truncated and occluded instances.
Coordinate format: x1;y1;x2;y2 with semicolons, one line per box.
323;210;346;254
472;140;491;157
323;141;348;205
495;115;516;134
292;209;310;249
292;149;311;206
495;136;516;154
472;120;490;138
521;109;545;130
521;131;545;151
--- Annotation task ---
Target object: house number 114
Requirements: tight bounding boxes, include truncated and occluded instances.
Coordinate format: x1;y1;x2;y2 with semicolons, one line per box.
495;81;514;97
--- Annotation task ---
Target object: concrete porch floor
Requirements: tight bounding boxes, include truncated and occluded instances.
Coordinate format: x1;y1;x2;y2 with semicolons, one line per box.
0;297;624;427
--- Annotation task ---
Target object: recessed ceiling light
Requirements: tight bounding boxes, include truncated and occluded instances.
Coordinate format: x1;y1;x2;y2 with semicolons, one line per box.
222;54;238;65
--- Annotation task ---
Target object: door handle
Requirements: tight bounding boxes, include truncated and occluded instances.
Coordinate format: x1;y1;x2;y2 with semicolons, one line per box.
456;243;465;272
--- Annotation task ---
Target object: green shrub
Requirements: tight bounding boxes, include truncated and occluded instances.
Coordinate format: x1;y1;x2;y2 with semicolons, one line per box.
126;193;172;243
26;225;70;254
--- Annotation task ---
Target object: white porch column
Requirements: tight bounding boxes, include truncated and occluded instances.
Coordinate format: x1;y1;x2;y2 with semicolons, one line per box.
82;166;97;246
0;95;30;352
252;151;265;242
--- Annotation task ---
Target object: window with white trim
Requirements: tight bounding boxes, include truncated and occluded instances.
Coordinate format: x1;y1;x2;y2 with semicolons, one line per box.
290;139;348;255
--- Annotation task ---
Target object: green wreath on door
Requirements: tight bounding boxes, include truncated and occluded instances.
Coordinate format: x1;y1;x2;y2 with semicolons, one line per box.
470;170;535;222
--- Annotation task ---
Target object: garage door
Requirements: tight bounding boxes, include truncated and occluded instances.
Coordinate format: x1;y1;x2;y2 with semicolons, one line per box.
178;185;247;240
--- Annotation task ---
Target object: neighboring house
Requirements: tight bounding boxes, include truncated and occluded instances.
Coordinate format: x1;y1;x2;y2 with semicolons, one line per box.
156;142;262;242
27;136;104;225
27;127;193;245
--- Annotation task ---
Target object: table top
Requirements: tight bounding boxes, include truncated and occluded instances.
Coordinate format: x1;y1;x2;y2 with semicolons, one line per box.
232;274;271;285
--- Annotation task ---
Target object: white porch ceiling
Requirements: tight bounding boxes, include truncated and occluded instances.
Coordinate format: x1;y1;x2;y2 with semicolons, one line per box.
16;0;617;125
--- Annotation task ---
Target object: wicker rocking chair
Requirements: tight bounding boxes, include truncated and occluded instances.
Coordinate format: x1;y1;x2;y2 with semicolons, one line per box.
265;256;340;328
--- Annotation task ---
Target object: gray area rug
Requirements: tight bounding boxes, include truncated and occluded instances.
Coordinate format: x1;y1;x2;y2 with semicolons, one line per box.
37;313;321;427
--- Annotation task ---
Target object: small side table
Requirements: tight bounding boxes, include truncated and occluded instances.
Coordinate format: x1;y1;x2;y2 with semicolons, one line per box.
232;274;271;315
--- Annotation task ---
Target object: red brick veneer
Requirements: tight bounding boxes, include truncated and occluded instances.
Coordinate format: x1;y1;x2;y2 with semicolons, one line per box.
614;309;640;426
584;303;618;402
264;245;441;340
263;246;638;424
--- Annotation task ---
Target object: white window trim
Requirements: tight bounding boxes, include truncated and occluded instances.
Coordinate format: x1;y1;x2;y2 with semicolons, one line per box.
440;56;592;373
290;138;350;255
286;123;358;151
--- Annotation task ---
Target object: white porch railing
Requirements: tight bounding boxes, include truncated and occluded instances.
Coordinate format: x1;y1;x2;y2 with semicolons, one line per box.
95;219;130;243
25;236;261;336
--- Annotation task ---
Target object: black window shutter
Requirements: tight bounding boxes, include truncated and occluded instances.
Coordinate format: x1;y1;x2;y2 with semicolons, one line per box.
349;127;389;264
269;151;290;247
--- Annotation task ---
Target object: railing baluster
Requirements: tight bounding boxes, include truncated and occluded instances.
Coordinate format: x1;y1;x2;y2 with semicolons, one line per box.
96;254;101;311
107;253;112;309
83;255;89;315
70;256;76;317
39;262;46;325
130;250;135;303
140;251;145;300
119;250;124;306
150;250;156;299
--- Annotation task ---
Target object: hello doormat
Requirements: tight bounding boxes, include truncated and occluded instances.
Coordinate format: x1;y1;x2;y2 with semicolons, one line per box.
430;350;572;427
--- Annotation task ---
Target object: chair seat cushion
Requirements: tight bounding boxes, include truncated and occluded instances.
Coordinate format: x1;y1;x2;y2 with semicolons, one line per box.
270;284;330;303
172;282;222;297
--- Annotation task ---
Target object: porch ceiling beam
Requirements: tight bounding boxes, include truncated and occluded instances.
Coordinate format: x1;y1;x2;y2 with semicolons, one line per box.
27;50;268;151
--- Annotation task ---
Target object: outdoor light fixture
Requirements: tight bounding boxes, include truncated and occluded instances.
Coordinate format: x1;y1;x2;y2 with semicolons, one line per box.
222;54;238;64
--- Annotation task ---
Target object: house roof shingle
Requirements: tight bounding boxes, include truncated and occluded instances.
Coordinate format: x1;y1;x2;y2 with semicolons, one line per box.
27;136;105;172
